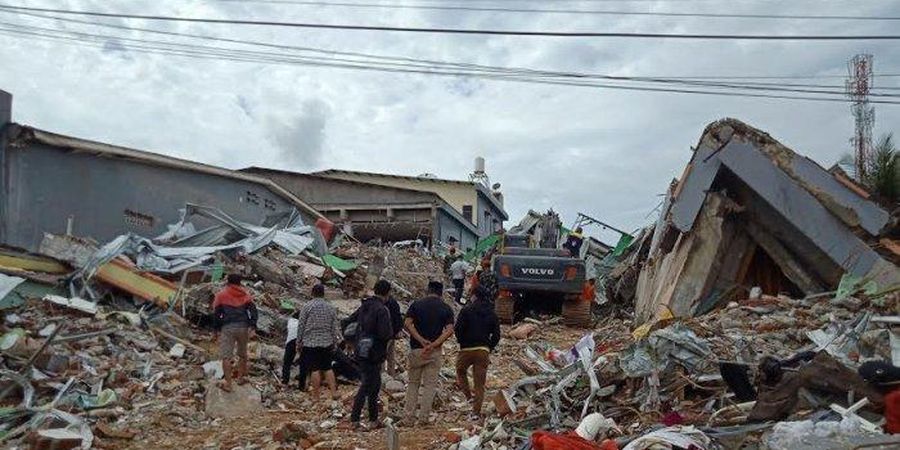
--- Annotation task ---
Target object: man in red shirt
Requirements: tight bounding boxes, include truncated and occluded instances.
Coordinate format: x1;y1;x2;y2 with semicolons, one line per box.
213;274;258;392
582;278;596;303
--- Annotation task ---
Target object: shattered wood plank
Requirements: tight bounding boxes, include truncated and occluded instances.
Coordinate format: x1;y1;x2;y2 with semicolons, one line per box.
0;251;69;274
95;258;177;308
880;238;900;258
743;222;826;295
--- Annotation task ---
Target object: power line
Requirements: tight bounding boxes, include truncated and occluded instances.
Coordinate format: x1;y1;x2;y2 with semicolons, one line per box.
5;9;900;98
211;0;900;21
3;20;900;104
7;8;900;94
218;0;900;3
8;13;892;97
643;73;900;80
3;4;900;39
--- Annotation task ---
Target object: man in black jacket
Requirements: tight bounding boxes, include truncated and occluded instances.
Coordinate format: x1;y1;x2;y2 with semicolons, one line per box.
349;279;394;430
341;293;403;376
454;285;501;419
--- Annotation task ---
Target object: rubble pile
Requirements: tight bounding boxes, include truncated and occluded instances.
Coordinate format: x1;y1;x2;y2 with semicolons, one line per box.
419;287;900;450
0;203;451;449
3;231;900;450
0;289;325;449
1;119;899;449
332;241;445;300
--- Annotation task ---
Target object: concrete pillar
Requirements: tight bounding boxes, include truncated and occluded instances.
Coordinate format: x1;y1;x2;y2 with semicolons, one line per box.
0;90;10;127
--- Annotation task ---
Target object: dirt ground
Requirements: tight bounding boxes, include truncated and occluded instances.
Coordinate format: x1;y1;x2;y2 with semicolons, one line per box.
119;324;589;450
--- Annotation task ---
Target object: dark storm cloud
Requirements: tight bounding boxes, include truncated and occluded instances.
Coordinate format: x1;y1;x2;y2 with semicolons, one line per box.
267;99;331;169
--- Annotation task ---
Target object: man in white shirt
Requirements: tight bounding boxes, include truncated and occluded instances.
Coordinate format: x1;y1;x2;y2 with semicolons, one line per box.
449;258;469;305
281;314;303;387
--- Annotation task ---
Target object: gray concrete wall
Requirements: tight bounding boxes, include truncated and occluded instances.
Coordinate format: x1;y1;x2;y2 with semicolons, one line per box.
475;188;505;237
246;170;434;205
436;208;478;251
0;90;10;245
2;142;307;251
0;90;10;126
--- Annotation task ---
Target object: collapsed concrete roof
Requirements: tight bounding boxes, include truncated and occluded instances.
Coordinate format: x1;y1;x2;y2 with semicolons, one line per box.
314;168;508;220
241;166;480;236
672;118;891;237
632;118;899;323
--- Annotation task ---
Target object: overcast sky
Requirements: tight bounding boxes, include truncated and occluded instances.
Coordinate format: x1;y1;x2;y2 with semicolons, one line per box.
1;0;899;245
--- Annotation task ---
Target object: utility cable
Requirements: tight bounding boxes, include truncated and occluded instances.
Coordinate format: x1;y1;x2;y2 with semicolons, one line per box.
6;9;900;95
211;0;900;21
2;4;900;39
3;22;900;104
6;18;900;98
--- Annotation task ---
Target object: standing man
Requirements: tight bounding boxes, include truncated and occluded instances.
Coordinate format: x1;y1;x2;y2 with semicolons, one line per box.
563;227;585;258
443;246;457;276
281;311;301;386
213;274;257;392
582;278;596;303
449;257;469;305
296;284;342;401
404;281;455;425
454;285;501;421
474;257;498;304
384;293;404;377
350;280;394;430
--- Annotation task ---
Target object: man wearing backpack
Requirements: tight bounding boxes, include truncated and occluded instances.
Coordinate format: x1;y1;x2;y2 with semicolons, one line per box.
349;280;394;430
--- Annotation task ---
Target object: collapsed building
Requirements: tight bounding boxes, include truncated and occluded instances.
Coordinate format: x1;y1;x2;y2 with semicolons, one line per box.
622;118;900;323
310;167;508;250
242;167;481;250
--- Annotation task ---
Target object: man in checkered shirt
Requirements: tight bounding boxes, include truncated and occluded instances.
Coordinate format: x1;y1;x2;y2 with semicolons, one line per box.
297;284;342;401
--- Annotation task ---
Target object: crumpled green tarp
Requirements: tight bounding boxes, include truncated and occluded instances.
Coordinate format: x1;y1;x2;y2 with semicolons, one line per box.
322;254;358;272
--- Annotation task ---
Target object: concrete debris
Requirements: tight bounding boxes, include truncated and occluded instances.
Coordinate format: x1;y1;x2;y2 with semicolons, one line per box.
168;343;186;358
622;426;710;450
204;384;264;419
509;323;539;340
202;360;225;379
42;295;98;315
0;272;25;303
30;428;87;450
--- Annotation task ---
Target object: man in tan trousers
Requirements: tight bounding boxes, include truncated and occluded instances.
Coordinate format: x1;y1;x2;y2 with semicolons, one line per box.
403;281;454;425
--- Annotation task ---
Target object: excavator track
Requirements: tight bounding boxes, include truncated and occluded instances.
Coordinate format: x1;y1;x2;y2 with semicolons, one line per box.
562;293;592;328
495;295;515;324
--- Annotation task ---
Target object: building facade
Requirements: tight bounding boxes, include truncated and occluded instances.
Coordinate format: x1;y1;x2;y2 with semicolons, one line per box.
243;167;480;251
313;169;507;241
0;90;323;252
